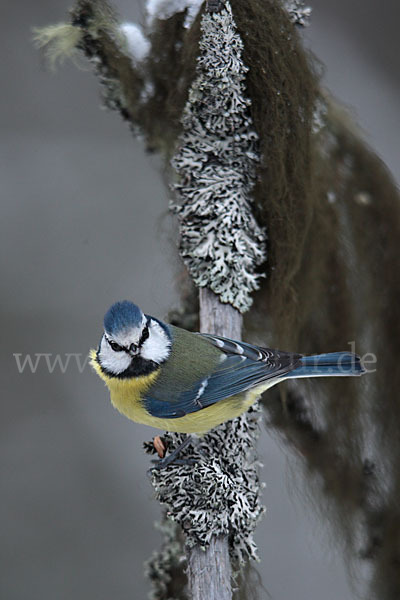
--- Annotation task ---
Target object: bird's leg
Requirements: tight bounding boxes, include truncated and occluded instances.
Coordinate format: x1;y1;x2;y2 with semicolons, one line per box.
150;434;197;470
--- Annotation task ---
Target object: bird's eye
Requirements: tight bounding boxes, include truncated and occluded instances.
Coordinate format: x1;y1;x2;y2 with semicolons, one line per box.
108;339;123;352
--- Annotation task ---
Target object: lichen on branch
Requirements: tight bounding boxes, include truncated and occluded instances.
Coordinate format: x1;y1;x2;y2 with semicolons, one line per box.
147;404;265;565
283;0;312;26
171;2;267;313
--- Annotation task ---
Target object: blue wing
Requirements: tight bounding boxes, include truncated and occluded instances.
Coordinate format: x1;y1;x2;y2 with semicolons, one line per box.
143;333;302;419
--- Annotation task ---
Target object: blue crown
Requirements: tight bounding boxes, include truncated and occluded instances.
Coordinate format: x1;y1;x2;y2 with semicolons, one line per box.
104;301;144;335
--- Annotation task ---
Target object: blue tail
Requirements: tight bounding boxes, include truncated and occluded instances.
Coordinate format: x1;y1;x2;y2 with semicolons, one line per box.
286;352;365;378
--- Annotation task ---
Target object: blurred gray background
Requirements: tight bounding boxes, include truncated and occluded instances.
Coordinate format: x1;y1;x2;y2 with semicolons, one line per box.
1;1;398;599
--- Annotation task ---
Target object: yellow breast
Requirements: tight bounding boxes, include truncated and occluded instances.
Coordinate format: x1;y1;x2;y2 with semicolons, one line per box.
89;350;161;426
90;350;275;433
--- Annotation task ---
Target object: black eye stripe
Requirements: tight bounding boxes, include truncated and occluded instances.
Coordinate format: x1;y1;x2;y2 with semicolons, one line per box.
138;325;149;347
107;338;124;352
105;325;149;354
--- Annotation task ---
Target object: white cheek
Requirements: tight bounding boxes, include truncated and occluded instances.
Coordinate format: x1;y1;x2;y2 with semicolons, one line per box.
140;321;170;364
98;337;131;374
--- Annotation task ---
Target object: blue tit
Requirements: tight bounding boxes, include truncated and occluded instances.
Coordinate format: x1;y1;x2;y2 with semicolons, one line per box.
90;301;365;434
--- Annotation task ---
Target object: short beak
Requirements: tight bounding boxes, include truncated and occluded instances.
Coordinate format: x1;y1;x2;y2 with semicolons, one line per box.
128;344;139;357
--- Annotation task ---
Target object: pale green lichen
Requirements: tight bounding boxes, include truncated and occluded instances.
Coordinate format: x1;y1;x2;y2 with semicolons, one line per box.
32;23;83;70
171;3;267;313
147;404;265;565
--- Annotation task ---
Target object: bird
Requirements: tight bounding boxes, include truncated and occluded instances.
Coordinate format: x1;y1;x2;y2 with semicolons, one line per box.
90;301;365;447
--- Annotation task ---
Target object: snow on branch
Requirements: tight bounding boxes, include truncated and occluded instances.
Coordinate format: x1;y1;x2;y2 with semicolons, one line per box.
146;0;203;29
119;22;150;64
171;2;267;313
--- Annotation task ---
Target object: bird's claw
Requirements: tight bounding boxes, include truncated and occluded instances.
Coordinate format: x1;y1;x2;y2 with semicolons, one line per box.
146;434;197;475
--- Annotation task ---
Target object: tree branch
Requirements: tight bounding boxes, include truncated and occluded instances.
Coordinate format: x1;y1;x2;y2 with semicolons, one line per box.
187;534;232;600
184;288;243;599
70;0;145;127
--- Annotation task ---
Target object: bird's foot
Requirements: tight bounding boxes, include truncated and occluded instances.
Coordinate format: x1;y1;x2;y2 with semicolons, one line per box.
148;435;197;472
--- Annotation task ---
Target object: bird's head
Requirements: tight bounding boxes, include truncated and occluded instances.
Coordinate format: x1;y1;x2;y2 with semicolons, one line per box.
96;301;171;377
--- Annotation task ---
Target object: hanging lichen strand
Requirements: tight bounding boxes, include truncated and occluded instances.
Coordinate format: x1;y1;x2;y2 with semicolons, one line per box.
171;2;267;313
